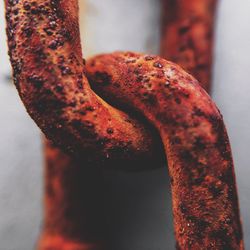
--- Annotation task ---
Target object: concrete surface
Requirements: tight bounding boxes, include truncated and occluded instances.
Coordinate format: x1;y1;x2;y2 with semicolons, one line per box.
0;0;249;249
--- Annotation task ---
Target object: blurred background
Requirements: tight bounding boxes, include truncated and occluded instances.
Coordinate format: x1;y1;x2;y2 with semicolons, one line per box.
0;0;249;249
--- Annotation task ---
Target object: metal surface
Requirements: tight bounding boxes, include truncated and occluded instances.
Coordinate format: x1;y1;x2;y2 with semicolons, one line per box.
0;0;249;249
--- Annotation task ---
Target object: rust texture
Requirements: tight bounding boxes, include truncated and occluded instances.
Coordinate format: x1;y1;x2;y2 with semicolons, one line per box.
5;0;244;249
87;52;244;250
4;0;161;249
4;0;161;163
161;0;218;92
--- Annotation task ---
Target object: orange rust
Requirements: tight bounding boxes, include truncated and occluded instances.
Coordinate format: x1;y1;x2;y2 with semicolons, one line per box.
38;234;102;250
4;0;161;162
161;0;218;92
4;0;162;248
87;52;244;249
5;0;243;249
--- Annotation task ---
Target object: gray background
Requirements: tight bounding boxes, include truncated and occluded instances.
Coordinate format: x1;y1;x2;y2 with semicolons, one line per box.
0;0;249;249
